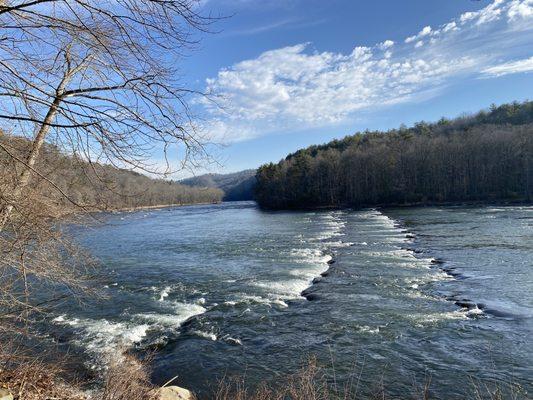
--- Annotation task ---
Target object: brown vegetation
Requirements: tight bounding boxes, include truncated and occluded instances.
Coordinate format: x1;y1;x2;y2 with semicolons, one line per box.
0;134;223;213
212;357;526;400
100;355;156;400
0;1;219;398
0;344;157;400
0;341;85;400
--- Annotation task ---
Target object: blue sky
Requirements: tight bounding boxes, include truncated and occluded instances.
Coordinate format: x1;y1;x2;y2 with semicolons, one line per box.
174;0;533;176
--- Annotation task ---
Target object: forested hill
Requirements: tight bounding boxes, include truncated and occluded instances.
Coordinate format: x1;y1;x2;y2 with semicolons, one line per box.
0;134;223;211
180;169;256;201
255;101;533;210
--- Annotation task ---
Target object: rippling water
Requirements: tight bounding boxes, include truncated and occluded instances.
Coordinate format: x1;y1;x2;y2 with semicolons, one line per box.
49;202;532;398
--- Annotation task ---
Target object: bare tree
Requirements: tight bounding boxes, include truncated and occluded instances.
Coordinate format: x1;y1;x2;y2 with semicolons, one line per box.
0;0;214;231
0;3;219;392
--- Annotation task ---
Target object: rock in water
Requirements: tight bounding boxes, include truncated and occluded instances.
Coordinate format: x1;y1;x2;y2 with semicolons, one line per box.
0;389;13;400
158;386;195;400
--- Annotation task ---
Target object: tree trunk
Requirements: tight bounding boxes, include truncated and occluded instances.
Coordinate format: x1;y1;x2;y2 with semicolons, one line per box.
0;94;64;232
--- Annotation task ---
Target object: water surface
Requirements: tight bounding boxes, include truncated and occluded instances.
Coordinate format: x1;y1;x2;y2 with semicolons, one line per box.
51;202;532;398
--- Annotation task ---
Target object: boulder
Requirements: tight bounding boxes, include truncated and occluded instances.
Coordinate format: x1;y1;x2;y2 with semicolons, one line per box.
0;389;13;400
304;293;321;301
158;386;194;400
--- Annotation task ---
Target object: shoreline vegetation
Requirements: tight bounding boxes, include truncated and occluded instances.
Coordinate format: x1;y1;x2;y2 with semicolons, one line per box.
1;350;527;400
108;201;222;213
254;198;533;212
0;133;224;217
255;101;533;210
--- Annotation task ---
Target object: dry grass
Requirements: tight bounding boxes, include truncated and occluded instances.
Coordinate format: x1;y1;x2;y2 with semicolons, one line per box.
100;355;156;400
0;348;158;400
0;342;85;400
214;358;373;400
469;377;527;400
0;349;529;400
212;357;528;400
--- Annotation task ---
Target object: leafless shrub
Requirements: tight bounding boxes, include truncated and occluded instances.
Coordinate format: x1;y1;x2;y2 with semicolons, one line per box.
0;149;94;335
100;354;156;400
214;358;332;400
0;1;223;398
469;376;527;400
0;340;86;400
212;357;528;400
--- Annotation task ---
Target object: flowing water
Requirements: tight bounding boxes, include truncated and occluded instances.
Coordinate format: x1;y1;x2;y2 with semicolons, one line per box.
49;202;532;398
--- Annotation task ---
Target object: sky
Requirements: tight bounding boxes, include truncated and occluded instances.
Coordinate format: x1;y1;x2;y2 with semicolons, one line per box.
174;0;533;177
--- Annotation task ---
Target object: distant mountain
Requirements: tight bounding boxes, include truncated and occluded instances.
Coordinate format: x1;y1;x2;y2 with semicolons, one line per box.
180;169;257;201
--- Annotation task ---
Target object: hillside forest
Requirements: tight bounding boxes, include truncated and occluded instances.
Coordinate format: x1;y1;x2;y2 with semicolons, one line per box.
0;134;223;213
255;101;533;209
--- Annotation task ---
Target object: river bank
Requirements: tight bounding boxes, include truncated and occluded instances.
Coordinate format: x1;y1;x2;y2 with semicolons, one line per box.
109;201;222;213
257;197;532;211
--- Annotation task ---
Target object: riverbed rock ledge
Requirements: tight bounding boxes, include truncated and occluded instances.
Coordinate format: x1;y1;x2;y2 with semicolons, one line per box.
157;386;195;400
0;389;13;400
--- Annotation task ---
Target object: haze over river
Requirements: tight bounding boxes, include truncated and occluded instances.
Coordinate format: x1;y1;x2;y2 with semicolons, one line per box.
50;202;532;398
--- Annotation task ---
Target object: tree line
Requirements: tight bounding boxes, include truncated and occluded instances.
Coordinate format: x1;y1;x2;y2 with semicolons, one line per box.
255;101;533;209
0;133;223;212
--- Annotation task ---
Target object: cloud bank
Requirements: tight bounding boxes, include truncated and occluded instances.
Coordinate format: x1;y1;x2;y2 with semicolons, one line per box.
201;0;533;143
482;56;533;76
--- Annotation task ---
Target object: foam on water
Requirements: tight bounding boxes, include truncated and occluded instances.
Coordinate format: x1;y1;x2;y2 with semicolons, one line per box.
51;297;208;370
289;248;332;264
406;309;472;326
136;302;207;327
51;316;152;368
222;335;243;346
192;330;217;341
52;315;66;323
253;279;313;299
250;211;345;301
357;325;380;334
254;246;333;299
328;240;354;248
159;286;171;301
231;294;289;308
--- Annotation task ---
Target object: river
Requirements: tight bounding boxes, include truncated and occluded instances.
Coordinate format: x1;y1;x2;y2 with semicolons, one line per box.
48;202;532;398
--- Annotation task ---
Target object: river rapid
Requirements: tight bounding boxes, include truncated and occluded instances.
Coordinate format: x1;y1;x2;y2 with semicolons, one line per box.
48;202;532;398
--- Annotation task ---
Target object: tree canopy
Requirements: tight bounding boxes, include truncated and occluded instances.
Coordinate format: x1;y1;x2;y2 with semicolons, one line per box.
255;101;533;209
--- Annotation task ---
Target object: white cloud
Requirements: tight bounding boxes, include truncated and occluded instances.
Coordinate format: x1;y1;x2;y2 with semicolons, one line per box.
482;56;533;76
442;21;458;33
378;40;395;50
405;25;433;43
200;0;533;143
508;0;533;20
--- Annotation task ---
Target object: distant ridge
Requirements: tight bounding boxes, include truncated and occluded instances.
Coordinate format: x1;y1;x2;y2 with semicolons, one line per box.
180;169;257;201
